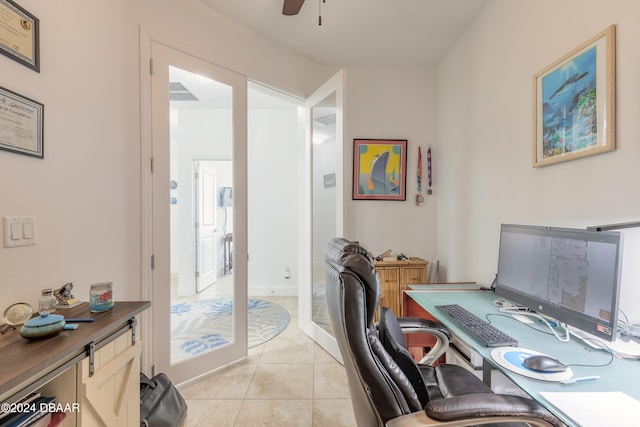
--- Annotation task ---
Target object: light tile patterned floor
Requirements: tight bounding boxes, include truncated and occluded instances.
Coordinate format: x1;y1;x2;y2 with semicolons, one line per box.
176;295;356;427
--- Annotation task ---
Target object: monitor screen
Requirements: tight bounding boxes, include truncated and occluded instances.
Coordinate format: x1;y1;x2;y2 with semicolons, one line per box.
495;224;623;342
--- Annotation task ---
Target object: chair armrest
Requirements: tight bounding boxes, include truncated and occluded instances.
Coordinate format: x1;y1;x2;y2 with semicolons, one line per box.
386;410;558;427
397;316;451;365
425;393;560;427
397;317;452;340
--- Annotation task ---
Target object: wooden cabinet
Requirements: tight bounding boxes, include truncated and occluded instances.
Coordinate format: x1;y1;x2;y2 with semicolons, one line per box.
374;257;428;319
0;301;150;427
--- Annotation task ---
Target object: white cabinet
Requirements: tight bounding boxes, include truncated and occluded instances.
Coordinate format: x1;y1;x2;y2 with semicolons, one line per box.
0;302;150;427
78;329;141;426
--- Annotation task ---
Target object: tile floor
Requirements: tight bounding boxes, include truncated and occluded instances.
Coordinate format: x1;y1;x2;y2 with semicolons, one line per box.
175;295;357;427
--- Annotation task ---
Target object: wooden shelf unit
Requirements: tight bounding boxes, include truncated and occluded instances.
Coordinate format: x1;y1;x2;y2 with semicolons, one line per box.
374;257;428;319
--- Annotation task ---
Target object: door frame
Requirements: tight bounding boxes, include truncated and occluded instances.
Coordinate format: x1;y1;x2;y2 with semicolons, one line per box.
298;70;346;361
140;34;248;383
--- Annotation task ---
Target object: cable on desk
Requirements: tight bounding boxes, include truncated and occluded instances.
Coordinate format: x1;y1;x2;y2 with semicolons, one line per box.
619;308;629;328
491;298;526;309
617;308;639;337
497;307;571;343
485;313;615;368
564;333;615;369
485;313;555;337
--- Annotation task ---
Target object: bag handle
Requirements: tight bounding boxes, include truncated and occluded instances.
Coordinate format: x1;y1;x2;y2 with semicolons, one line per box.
140;373;156;389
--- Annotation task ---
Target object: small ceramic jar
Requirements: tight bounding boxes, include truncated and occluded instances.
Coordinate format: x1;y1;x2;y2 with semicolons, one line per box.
20;312;65;339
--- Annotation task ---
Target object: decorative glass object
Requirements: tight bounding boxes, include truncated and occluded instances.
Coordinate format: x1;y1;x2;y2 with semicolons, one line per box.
39;288;57;314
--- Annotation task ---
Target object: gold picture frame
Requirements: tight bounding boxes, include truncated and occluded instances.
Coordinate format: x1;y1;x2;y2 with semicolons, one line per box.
0;0;39;72
533;25;615;167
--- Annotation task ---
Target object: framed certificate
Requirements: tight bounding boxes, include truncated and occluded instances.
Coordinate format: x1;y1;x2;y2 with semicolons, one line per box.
0;86;44;158
0;0;39;72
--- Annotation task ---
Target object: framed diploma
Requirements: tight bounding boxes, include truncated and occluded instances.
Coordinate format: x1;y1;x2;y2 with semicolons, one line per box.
0;0;39;72
0;86;44;158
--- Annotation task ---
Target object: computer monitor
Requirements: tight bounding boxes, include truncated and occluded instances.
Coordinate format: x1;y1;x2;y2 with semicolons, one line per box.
495;224;623;342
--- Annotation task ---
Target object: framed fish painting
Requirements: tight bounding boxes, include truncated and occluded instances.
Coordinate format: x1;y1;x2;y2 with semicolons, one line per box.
533;25;615;167
352;139;407;200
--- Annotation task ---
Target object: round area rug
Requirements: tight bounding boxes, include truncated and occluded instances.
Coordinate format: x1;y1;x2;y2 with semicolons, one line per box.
170;298;290;362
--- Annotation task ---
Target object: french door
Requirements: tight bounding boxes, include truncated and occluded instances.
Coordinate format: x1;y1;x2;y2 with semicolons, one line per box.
149;42;248;384
299;70;345;361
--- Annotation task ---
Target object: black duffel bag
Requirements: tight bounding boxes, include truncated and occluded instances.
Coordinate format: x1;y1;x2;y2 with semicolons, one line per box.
140;372;187;427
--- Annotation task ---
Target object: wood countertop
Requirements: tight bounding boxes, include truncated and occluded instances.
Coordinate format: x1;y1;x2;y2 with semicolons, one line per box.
0;301;150;401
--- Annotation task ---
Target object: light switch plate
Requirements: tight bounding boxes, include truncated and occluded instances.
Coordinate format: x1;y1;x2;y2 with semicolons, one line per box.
3;216;36;248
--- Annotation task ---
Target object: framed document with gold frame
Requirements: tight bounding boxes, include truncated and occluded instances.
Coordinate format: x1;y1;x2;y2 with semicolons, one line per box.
0;0;40;72
533;25;615;167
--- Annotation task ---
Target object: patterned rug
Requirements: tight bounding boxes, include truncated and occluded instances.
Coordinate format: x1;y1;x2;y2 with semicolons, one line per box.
170;298;290;362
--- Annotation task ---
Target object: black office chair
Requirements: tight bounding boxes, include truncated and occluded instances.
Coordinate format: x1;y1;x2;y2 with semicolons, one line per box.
324;237;561;427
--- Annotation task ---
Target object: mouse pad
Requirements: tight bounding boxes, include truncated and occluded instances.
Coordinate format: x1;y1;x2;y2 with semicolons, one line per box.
490;347;573;381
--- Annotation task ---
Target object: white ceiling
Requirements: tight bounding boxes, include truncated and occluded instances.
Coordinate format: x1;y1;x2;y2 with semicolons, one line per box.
172;1;489;111
198;0;489;66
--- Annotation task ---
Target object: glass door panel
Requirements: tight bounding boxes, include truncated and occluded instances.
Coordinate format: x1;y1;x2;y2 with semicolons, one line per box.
151;42;247;384
299;70;344;361
311;93;337;335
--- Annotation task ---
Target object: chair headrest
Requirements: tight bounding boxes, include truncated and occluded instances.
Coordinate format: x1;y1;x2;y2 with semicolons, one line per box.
324;237;380;324
325;237;371;259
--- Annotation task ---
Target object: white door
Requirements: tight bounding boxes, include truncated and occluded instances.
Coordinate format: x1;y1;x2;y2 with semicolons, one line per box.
195;160;217;292
299;70;345;361
149;42;248;384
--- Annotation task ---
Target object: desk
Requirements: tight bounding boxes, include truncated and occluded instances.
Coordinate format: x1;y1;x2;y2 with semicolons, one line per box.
0;301;150;426
406;288;640;427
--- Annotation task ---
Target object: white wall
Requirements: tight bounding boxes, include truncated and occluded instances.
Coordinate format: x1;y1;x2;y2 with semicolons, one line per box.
171;92;300;297
437;0;640;318
0;0;330;311
170;105;233;295
247;102;300;295
11;0;636;326
0;0;138;309
344;66;439;267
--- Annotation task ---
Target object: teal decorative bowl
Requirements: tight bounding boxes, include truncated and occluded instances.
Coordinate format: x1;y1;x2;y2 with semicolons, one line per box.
20;312;66;339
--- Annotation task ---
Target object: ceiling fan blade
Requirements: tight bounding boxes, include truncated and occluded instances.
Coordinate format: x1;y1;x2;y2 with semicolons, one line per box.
282;0;305;15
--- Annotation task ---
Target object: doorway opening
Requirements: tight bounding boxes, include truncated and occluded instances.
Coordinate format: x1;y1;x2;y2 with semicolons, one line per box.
168;77;302;364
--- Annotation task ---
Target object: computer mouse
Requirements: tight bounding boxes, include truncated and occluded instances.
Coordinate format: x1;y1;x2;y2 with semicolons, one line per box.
522;355;568;372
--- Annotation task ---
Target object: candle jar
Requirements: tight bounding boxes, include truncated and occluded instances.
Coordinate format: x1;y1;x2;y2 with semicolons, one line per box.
89;282;114;312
